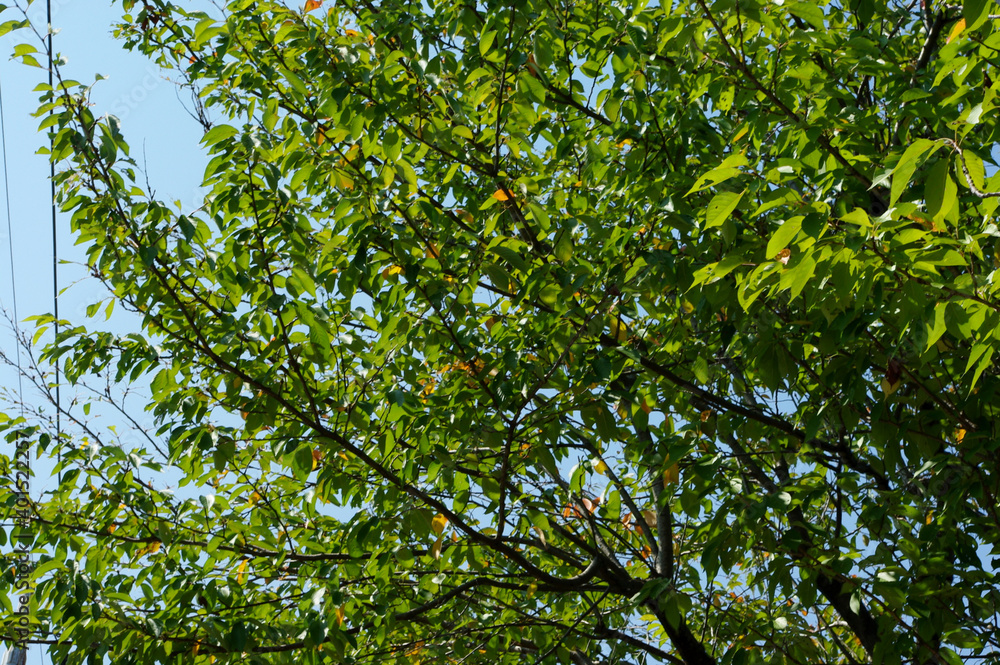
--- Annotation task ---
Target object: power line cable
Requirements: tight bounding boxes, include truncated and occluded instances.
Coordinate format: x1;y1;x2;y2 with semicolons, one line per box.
0;69;24;412
46;0;60;479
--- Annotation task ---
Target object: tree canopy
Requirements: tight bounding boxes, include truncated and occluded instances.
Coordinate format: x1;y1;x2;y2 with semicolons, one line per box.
3;0;1000;663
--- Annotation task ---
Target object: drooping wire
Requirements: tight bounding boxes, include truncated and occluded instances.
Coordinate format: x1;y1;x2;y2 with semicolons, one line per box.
0;69;28;662
0;71;24;414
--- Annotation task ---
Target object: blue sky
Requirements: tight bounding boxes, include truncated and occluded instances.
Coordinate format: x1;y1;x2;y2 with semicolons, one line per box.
0;0;206;328
0;0;208;331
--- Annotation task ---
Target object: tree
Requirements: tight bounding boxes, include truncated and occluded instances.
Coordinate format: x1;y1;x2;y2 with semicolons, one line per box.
3;0;1000;662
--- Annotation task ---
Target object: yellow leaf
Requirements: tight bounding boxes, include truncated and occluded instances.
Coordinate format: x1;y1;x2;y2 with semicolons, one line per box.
148;540;162;554
344;29;359;37
956;428;967;443
382;264;404;278
925;511;934;525
593;459;609;475
947;18;965;43
663;463;680;485
610;316;629;342
431;513;448;535
304;0;323;11
731;125;749;143
335;605;345;627
431;535;443;560
880;378;901;397
236;560;247;584
492;189;511;201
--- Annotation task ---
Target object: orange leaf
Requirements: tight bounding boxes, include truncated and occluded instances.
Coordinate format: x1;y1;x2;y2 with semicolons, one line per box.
947;18;966;44
492;189;511;201
304;0;323;11
562;504;582;519
334;605;345;627
775;248;791;265
344;29;359;37
663;463;680;486
526;54;541;78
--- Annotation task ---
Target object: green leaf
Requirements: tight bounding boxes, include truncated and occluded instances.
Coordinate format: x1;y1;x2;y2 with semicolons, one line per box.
704;190;744;229
788;2;826;28
479;30;497;58
201;124;239;146
925;158;957;223
780;253;816;301
925;302;948;350
554;233;573;262
686;152;748;194
292;446;315;481
766;217;803;259
964;0;991;30
891;138;941;205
